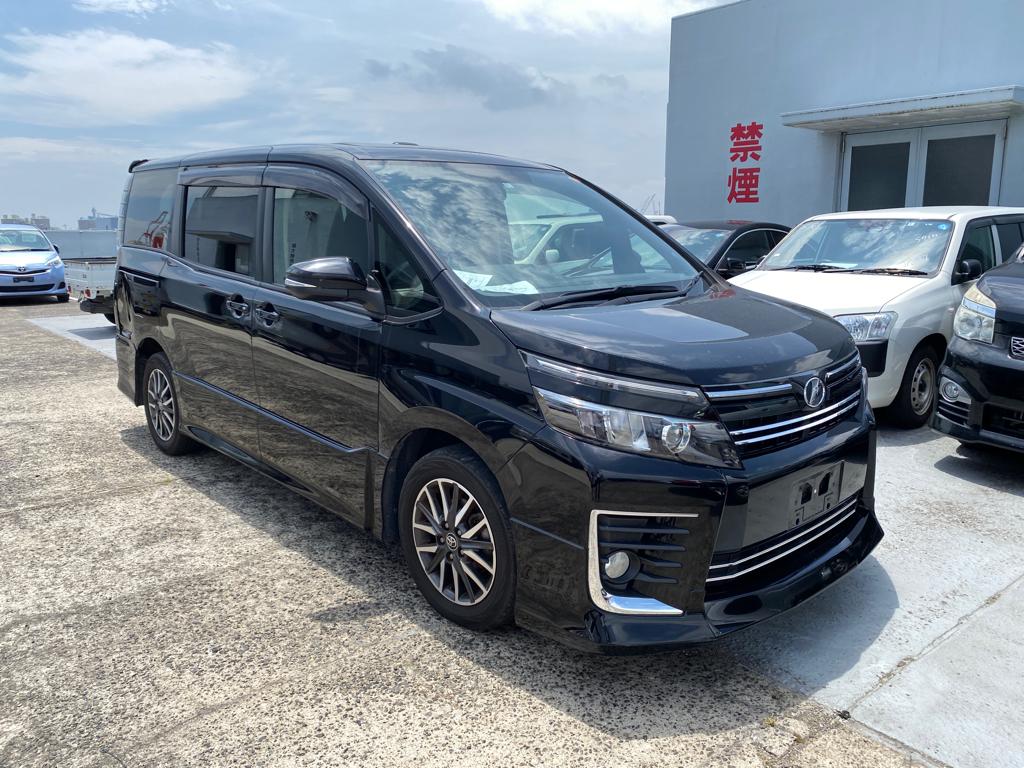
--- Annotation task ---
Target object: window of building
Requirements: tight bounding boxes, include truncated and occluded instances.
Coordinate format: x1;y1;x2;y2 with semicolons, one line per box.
374;220;439;315
182;186;260;276
123;168;177;250
271;189;368;284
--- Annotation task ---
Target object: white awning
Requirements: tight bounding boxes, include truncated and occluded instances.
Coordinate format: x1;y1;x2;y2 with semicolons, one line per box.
781;85;1024;132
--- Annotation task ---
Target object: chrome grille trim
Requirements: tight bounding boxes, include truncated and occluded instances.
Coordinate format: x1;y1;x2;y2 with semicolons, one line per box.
706;497;860;583
733;398;860;446
705;382;792;401
825;353;861;381
730;390;861;437
1011;337;1024;360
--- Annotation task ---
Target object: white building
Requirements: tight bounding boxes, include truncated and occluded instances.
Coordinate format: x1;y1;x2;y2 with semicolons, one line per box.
665;0;1024;225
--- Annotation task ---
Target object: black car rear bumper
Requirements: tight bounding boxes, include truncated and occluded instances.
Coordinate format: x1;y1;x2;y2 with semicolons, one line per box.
507;408;880;653
931;336;1024;454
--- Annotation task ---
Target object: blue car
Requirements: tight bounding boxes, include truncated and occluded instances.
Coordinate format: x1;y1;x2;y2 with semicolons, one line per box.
0;224;68;302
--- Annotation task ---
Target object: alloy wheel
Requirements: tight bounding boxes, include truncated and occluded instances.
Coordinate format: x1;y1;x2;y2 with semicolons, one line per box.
411;478;496;606
147;368;176;441
910;358;936;416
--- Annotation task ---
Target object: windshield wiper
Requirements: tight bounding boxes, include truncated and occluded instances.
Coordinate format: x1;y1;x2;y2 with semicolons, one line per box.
853;267;928;276
769;264;853;272
523;282;693;311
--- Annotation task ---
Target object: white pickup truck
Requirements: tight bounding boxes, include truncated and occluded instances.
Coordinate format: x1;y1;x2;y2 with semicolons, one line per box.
65;257;117;323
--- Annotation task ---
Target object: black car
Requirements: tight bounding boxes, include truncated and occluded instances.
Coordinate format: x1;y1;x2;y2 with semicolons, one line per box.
660;221;789;278
932;255;1024;452
113;143;881;652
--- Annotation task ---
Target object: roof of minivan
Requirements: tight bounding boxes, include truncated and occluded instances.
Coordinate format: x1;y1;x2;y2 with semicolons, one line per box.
809;206;1024;222
133;142;559;173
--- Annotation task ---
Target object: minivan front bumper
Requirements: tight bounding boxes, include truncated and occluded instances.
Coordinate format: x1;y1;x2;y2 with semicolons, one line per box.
506;406;880;652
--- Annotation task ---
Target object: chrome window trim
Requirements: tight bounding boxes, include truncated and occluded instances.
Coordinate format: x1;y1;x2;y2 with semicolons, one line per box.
588;508;697;616
729;390;861;437
706;498;860;583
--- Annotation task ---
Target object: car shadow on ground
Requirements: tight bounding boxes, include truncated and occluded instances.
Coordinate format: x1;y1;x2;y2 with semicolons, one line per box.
118;423;896;739
933;443;1024;498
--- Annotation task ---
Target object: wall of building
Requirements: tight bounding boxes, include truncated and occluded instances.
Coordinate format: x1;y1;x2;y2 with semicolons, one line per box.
665;0;1024;226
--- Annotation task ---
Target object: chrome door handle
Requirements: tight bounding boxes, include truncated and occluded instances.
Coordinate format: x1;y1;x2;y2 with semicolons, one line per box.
226;299;250;318
255;306;280;326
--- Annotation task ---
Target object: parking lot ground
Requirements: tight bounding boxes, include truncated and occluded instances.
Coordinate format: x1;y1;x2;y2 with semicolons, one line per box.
2;300;1022;767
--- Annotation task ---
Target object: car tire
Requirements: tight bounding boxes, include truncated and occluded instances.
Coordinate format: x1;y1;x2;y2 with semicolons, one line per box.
56;292;69;303
398;445;515;631
890;344;940;428
104;313;116;324
142;353;200;456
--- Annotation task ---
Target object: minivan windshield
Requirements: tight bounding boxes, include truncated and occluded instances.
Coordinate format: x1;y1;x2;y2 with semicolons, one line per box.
760;218;953;274
0;229;51;252
363;160;702;307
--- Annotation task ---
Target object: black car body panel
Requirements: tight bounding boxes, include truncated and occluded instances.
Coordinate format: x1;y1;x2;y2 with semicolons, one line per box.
932;260;1024;452
114;143;880;651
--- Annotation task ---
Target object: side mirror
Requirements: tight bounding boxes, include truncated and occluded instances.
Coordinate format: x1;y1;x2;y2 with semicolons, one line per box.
719;257;749;275
955;258;983;282
285;257;367;300
52;244;60;254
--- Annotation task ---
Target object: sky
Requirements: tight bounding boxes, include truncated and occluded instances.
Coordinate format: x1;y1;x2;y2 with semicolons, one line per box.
0;0;724;228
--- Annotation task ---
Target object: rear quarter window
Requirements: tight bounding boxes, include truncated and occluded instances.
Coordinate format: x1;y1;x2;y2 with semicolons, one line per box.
123;168;177;251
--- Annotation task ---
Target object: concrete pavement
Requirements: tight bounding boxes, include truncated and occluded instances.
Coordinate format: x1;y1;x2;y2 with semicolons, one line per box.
4;298;1022;766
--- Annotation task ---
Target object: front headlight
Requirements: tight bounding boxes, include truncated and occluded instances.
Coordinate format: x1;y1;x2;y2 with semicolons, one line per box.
834;312;897;342
524;354;740;468
953;284;996;344
46;256;62;268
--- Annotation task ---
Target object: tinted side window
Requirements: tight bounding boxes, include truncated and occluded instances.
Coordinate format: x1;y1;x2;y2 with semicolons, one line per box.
996;222;1023;261
725;230;773;267
768;229;788;247
183;186;259;276
962;224;997;273
123;168;177;250
272;189;368;284
375;221;440;315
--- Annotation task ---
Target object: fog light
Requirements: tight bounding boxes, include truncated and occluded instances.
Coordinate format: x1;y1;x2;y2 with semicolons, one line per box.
603;550;631;580
940;379;962;402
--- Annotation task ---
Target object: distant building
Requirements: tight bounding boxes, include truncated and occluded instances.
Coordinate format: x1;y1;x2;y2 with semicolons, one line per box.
78;208;118;231
1;213;50;229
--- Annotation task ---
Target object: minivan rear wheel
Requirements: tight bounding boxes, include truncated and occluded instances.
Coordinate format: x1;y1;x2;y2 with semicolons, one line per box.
890;344;940;428
143;353;200;456
398;446;515;631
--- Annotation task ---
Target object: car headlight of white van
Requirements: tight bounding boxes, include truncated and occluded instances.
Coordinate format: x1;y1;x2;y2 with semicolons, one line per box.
953;284;996;344
834;312;897;342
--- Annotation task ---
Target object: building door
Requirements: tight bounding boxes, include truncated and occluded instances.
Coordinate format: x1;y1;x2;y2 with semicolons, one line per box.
841;121;1005;211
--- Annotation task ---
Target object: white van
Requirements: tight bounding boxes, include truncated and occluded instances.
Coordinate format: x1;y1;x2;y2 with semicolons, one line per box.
732;207;1024;426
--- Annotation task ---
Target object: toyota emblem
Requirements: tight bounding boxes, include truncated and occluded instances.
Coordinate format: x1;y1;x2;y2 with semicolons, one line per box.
17;266;26;273
803;377;826;408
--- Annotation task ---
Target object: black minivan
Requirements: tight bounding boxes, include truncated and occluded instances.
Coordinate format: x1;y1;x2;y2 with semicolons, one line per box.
932;254;1024;453
113;143;882;652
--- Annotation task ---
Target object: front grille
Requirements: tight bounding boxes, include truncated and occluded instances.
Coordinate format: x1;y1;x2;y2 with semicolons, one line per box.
0;268;46;275
706;354;863;458
0;283;53;293
984;405;1024;438
705;494;862;600
937;399;970;426
1011;337;1024;360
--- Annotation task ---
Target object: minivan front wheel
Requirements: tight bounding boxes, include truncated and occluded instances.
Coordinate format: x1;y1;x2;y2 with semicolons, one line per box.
890;345;940;428
143;353;199;455
398;446;515;630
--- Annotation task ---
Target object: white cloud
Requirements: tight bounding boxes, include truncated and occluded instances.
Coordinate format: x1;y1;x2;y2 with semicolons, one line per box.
0;29;257;126
73;0;170;14
467;0;719;35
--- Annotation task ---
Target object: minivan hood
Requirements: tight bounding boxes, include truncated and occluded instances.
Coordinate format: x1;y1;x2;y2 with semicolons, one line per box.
491;285;856;386
981;260;1024;329
0;250;53;269
730;270;924;315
